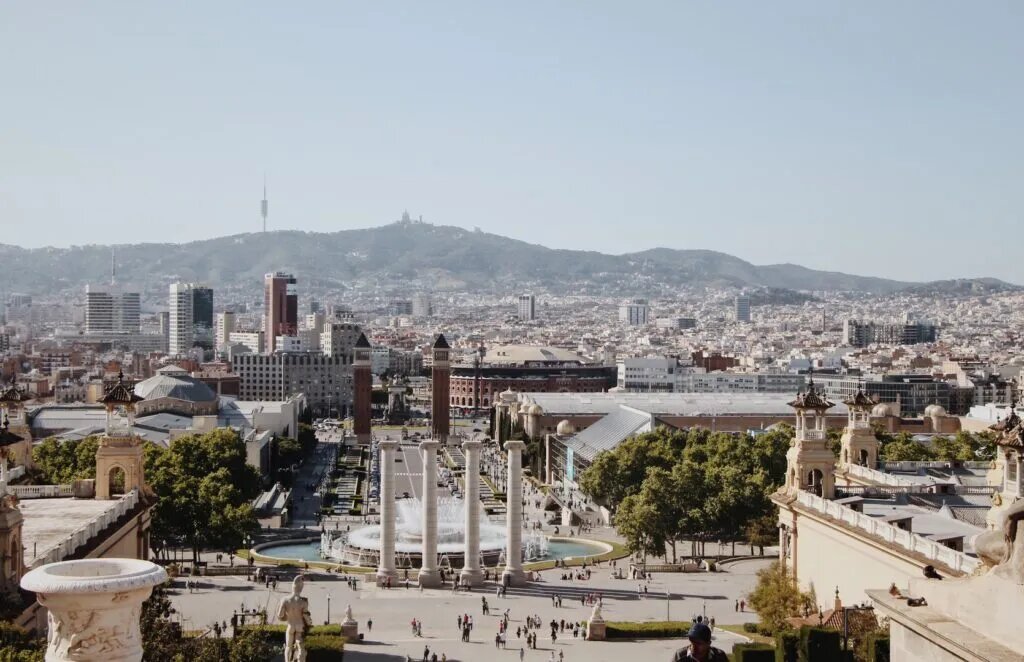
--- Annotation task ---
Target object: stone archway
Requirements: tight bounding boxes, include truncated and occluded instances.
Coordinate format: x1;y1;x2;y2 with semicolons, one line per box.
108;464;127;497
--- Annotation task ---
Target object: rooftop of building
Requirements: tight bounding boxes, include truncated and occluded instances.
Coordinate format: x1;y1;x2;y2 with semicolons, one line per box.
20;497;127;566
478;344;591;366
518;391;850;416
134;372;217;403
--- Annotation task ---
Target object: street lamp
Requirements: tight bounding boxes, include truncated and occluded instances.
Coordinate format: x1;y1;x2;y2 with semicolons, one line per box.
326;593;331;625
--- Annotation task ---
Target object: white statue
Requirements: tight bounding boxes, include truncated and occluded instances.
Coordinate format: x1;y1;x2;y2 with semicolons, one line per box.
277;576;312;662
590;602;603;623
343;603;355;624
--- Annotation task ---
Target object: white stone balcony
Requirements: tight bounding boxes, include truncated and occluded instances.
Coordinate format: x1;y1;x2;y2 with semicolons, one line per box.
795;490;979;575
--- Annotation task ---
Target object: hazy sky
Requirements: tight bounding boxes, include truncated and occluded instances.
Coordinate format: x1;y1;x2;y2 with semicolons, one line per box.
2;2;1021;282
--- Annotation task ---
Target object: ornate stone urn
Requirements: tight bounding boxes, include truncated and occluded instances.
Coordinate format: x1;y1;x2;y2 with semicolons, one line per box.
21;558;167;662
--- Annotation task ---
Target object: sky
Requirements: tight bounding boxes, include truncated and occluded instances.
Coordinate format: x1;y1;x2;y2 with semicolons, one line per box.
1;2;1022;283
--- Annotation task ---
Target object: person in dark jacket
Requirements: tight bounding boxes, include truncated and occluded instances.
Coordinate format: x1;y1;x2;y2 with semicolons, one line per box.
671;623;728;662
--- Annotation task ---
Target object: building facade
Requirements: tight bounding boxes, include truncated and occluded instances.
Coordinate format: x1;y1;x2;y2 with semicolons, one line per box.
518;294;536;321
85;285;140;334
264;272;298;353
168;282;194;356
618;299;650;326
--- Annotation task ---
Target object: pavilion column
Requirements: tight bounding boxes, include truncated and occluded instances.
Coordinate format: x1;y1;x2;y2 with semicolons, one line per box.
460;439;484;587
376;440;398;583
502;439;527;586
418;439;442;587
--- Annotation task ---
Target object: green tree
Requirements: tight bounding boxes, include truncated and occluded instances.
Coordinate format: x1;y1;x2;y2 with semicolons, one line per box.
879;432;937;461
747;562;816;634
31;436;99;484
145;429;262;562
745;514;778;555
614;493;665;562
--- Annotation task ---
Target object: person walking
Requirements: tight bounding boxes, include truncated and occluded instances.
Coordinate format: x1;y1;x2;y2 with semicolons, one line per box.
519;647;525;661
368;618;373;632
671;623;728;662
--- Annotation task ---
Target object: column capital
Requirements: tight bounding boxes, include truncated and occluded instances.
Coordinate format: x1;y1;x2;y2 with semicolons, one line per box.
462;438;483;452
419;439;441;452
504;439;526;451
378;439;399;451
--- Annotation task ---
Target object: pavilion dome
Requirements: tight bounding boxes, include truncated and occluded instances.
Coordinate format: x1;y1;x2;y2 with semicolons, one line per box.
134;373;216;403
872;403;893;417
556;420;575;436
924;404;947;418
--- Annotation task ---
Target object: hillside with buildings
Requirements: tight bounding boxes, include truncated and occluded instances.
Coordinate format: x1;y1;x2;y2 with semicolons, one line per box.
2;220;1014;296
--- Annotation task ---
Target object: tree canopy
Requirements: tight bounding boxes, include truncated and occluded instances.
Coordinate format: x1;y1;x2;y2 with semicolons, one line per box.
144;428;262;562
31;436;99;484
579;425;792;560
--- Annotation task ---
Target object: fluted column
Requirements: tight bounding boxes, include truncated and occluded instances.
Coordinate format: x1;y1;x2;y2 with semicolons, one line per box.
418;439;441;587
502;439;527;586
376;440;398;583
460;438;484;586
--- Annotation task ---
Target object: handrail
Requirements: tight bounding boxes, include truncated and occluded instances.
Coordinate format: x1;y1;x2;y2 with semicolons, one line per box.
795;490;979;575
11;484;73;499
28;489;140;569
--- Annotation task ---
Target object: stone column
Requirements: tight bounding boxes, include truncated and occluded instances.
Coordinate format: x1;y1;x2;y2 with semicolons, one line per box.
418;439;441;587
502;439;527;586
376;440;398;584
460;438;483;587
21;558;166;662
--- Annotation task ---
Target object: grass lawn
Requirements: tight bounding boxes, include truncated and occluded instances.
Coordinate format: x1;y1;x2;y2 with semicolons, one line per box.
718;624;774;646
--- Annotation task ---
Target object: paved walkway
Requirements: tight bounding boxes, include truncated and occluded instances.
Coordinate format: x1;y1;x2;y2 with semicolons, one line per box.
169;558;769;661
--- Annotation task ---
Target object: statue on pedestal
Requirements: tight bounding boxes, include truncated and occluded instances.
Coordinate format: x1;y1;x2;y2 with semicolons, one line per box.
277;576;312;662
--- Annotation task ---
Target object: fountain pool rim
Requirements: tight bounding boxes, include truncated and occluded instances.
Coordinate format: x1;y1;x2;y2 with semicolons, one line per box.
254;536;613;566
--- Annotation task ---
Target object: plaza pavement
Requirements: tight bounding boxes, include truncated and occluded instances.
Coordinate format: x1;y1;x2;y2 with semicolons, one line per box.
168;557;770;661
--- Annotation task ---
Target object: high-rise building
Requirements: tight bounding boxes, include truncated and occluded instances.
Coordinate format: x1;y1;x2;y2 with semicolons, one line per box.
190;286;214;349
215;311;236;350
412;294;432;318
518;294;536;321
168;283;194;355
85;285;141;334
309;299;321;315
734;294;751;323
157;311;170;351
618;299;650;326
843;319;938;347
264;272;298;353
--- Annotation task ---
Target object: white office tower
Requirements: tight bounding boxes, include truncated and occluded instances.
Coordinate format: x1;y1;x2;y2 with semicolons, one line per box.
169;283;194;355
735;294;751;323
412;293;433;318
215;311;236;350
85;285;141;334
618;299;650;326
518;294;536;321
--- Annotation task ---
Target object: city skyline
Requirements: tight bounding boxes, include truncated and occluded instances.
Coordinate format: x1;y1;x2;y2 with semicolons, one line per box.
1;3;1022;282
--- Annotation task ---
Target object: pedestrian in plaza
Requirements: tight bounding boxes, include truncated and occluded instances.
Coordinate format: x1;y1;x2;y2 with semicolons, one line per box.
519;647;525;661
740;599;746;612
671;622;728;662
368;618;373;632
422;645;430;662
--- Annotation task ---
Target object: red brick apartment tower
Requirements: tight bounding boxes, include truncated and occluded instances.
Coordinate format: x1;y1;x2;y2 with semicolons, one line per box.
353;332;372;444
431;334;451;443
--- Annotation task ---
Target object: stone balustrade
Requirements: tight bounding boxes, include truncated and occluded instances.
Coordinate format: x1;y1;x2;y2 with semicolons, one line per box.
28;490;140;570
795;490;979;575
878;460;994;472
845;463;919;486
11;484;74;499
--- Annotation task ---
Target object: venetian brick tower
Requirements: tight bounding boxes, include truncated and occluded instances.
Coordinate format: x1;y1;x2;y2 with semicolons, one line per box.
431;334;451;443
353;333;372;444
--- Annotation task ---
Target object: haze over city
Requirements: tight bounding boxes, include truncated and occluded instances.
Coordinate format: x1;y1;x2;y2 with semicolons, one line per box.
2;2;1023;282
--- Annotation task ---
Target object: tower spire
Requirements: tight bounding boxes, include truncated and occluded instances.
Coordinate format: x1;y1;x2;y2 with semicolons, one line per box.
261;174;269;233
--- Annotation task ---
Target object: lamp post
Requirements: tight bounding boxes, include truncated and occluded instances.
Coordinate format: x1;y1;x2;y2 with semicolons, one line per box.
327;593;331;625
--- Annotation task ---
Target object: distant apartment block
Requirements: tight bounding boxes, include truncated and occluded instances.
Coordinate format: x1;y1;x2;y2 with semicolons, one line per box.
518;294;536;321
734;294;751;323
85;284;140;334
618;299;650;326
264;272;298;353
655;316;697;330
843;319;938;347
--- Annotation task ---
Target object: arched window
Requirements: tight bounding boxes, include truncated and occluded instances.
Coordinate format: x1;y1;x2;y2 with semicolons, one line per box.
859;449;870;466
808;469;824;496
108;466;126;496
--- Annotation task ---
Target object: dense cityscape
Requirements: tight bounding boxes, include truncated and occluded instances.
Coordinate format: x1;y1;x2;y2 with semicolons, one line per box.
3;3;1022;662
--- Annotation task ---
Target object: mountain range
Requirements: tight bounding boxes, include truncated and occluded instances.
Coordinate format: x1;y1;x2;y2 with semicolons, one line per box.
0;221;1017;297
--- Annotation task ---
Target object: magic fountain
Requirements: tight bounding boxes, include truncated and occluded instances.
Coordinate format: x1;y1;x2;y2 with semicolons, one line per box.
320;496;548;568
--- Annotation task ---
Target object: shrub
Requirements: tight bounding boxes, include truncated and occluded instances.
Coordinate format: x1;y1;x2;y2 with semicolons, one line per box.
798;626;841;662
742;622;759;633
775;630;799;662
234;624;342;643
604;621;691;639
866;633;890;662
305;634;346;661
731;643;775;662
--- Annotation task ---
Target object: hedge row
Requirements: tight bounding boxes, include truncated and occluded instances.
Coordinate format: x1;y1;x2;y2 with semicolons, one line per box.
235;624;344;642
604;621;691;639
730;643;774;662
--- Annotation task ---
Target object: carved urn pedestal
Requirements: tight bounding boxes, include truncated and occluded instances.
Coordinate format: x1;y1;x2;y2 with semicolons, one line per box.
21;558;167;662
